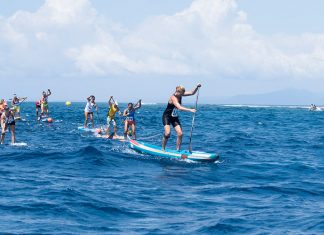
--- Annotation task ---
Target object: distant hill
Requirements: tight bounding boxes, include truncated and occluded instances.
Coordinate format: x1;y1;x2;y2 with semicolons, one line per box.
202;89;324;105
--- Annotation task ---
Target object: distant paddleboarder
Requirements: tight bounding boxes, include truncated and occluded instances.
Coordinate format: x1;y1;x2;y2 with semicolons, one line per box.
0;99;7;117
1;105;16;144
309;104;318;111
162;84;201;151
123;100;142;140
106;96;122;137
11;95;27;119
40;89;52;116
35;100;41;119
84;95;98;128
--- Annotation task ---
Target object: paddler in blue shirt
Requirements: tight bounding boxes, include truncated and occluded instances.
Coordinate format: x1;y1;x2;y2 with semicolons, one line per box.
84;95;98;128
162;84;201;151
123;99;142;140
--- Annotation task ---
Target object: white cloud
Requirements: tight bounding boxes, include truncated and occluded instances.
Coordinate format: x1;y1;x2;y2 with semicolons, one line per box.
0;0;324;80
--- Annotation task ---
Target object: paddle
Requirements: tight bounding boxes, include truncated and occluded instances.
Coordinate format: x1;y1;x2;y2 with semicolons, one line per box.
96;110;104;132
17;97;27;106
110;96;117;105
188;87;200;153
8;97;27;106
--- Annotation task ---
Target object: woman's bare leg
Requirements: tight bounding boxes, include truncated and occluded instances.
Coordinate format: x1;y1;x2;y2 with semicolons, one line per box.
84;112;88;128
10;125;15;144
131;124;136;140
124;122;129;139
174;125;183;151
162;125;171;150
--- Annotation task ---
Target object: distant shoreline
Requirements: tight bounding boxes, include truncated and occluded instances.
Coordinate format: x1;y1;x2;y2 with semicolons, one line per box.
9;101;321;107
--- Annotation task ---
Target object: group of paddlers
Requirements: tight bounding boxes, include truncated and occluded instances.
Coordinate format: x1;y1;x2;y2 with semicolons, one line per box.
1;84;201;150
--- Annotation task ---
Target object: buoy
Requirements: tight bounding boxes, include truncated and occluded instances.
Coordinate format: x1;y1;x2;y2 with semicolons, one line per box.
65;101;72;106
47;118;53;123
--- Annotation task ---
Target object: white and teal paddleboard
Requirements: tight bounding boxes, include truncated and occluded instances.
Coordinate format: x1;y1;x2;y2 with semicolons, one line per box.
129;139;219;163
78;126;102;133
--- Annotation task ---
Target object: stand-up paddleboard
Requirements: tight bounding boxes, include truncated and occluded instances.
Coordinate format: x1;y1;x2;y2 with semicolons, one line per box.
129;139;219;163
78;126;102;133
14;117;26;122
41;117;53;123
38;115;53;123
11;142;27;147
95;133;126;142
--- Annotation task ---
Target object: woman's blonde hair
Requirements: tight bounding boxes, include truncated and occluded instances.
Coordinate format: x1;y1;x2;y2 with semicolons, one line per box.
176;86;185;93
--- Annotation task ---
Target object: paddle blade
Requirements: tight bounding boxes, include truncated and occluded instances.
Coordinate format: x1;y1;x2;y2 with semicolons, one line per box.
189;145;193;153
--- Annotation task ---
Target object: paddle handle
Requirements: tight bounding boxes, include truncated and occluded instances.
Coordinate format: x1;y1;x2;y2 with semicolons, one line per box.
110;96;116;104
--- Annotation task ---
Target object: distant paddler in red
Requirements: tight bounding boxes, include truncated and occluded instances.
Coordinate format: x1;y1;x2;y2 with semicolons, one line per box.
36;100;41;119
162;84;201;151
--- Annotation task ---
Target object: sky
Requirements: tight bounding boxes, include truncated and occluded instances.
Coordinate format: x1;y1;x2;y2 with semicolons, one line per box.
1;0;324;103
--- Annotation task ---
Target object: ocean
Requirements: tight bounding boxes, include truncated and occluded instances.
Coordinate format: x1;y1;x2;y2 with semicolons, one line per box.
0;102;323;234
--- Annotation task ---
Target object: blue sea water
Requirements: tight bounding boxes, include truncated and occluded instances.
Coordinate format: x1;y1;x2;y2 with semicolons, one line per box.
0;102;323;234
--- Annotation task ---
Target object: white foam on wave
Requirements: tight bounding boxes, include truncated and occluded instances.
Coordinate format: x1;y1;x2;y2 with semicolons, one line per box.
307;106;323;111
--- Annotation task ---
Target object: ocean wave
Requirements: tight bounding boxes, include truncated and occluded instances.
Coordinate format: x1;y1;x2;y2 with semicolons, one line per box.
0;102;323;234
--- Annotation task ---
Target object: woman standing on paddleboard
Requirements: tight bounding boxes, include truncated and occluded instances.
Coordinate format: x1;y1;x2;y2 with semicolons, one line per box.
123;100;142;140
162;84;201;151
40;89;51;116
1;105;16;144
84;95;98;128
11;95;27;119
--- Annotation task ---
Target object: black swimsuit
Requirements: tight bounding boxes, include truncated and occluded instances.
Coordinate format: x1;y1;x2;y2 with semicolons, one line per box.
162;96;181;127
2;114;15;126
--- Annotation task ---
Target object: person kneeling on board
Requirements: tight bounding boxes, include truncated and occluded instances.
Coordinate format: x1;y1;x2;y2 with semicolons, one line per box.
123;99;142;140
162;84;201;151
